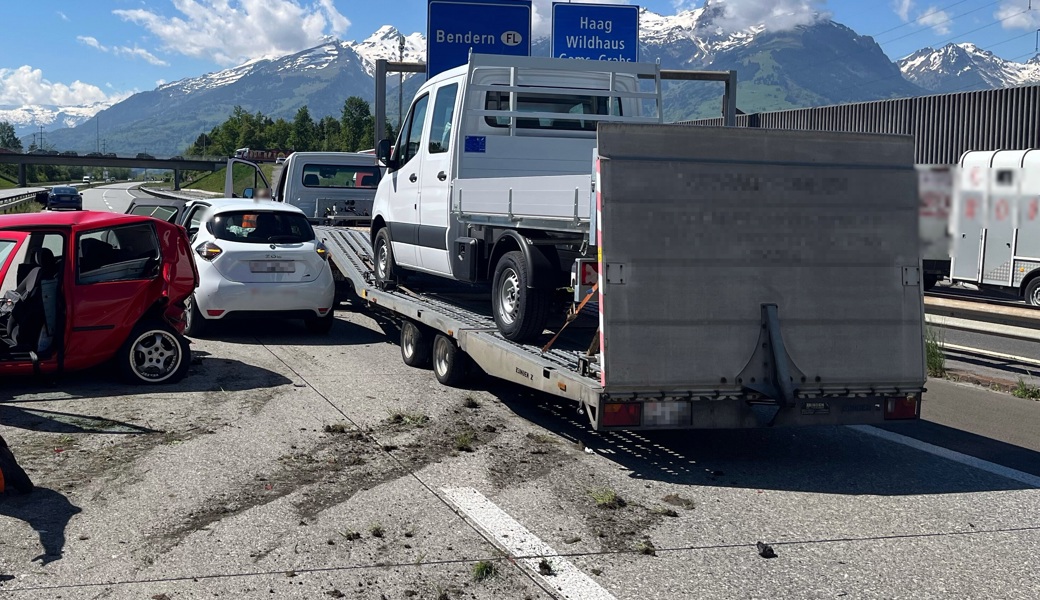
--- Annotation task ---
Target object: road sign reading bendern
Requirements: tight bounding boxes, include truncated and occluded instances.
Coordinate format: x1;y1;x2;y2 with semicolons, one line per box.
427;0;532;78
551;2;639;62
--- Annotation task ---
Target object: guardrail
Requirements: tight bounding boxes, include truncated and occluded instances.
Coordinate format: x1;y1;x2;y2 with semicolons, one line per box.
0;189;44;214
924;296;1040;342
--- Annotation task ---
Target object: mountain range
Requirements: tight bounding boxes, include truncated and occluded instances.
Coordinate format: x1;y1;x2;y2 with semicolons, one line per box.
14;7;1040;156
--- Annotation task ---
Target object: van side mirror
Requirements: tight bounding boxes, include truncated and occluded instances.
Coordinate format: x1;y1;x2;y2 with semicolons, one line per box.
376;139;396;170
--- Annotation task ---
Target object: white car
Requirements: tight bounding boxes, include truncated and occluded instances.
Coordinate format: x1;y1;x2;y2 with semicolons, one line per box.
182;199;335;336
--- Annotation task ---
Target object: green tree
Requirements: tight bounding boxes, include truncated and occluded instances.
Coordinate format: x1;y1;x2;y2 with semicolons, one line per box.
264;118;292;150
340;97;374;151
316;116;342;151
289;106;316;151
0;121;22;153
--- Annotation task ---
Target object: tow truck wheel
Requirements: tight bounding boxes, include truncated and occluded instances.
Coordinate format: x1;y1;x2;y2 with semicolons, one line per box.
1026;278;1040;307
400;321;431;368
118;320;190;384
432;334;468;387
373;228;406;285
492;251;551;343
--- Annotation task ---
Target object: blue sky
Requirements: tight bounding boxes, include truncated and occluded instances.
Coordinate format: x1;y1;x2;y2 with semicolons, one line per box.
1;0;1037;108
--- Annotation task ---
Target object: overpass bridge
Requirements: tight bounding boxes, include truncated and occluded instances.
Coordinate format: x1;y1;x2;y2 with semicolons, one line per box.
0;153;226;190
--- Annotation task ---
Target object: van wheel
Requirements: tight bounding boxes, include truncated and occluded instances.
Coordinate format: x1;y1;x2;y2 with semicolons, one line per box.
400;321;431;368
1026;278;1040;307
432;334;468;387
183;294;207;338
118;320;190;384
492;251;550;343
373;228;406;285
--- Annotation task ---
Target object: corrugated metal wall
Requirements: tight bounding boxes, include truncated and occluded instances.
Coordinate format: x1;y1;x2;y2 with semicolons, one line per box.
681;85;1040;165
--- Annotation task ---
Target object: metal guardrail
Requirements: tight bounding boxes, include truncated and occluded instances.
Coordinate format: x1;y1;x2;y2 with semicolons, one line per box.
924;296;1040;342
0;189;44;214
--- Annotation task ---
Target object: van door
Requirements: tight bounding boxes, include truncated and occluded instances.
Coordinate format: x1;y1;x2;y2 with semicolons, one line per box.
417;81;460;275
385;93;430;269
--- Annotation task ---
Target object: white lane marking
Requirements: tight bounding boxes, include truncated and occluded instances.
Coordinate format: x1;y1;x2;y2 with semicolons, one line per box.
849;425;1040;488
942;343;1040;368
442;487;617;600
102;189;112;210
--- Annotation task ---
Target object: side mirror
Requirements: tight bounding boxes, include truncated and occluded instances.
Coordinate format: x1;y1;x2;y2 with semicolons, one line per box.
376;139;396;170
243;187;254;199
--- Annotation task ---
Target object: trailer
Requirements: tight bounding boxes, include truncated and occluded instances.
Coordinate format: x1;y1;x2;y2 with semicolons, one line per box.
318;124;927;431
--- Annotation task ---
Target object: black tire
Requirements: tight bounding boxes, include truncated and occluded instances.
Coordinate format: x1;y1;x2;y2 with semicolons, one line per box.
400;320;431;368
183;294;207;338
432;334;468;387
373;227;406;285
923;274;939;290
491;251;551;343
1025;278;1040;307
304;311;335;334
118;320;190;384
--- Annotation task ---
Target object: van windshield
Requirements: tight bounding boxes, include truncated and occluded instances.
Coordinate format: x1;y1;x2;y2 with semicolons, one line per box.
300;164;381;189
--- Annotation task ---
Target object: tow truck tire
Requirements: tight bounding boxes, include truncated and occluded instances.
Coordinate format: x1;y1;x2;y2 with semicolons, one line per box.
373;228;406;285
1025;278;1040;306
118;320;190;385
432;334;468;387
183;294;207;338
492;251;550;343
400;321;431;368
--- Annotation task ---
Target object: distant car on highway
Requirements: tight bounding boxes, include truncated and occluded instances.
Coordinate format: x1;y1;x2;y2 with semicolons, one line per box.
136;153;154;160
86;152;102;157
44;186;83;211
170;155;184;160
181;199;334;336
61;150;77;157
0;210;198;384
104;153;117;158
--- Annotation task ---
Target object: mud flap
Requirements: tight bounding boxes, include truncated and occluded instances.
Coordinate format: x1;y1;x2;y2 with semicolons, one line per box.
737;304;806;426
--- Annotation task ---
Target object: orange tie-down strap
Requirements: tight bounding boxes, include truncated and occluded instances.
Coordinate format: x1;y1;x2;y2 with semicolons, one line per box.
541;282;598;355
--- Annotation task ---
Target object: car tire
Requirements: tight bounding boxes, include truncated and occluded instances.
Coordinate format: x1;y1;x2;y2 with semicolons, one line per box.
432;334;468;387
492;251;551;343
373;227;406;286
304;311;335;334
183;294;207;338
1025;277;1040;307
118;320;190;384
400;320;431;368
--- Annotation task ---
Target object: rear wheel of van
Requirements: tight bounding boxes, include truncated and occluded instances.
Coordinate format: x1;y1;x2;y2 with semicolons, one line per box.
373;228;406;286
492;251;551;343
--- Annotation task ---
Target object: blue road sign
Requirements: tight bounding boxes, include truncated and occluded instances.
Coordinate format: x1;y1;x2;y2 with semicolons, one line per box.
551;2;639;62
427;0;532;78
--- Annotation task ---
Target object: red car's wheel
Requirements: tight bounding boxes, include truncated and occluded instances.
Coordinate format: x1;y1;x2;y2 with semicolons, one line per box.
118;320;190;384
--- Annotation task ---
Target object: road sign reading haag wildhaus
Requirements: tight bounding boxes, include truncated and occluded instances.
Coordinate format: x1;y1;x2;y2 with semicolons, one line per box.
551;2;639;62
427;0;532;78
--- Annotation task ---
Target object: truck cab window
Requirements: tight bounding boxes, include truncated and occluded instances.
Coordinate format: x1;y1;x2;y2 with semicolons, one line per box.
394;94;429;166
429;83;459;154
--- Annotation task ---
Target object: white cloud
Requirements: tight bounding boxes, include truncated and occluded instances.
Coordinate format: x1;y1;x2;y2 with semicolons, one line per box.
114;0;352;66
57;11;69;22
707;0;828;33
156;79;167;87
530;0;630;37
77;36;169;66
0;66;122;106
893;0;912;22
917;7;951;35
996;1;1040;30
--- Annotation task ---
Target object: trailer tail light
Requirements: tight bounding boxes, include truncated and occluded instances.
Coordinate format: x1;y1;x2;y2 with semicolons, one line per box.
884;395;919;420
602;402;641;428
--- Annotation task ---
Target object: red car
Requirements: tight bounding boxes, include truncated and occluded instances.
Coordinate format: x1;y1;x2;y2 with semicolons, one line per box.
0;211;198;384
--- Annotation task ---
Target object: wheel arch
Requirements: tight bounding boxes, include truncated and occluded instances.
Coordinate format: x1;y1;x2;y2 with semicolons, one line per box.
487;230;559;289
1022;268;1040;305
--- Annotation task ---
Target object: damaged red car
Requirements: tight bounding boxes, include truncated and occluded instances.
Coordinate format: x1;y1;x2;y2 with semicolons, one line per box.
0;211;198;384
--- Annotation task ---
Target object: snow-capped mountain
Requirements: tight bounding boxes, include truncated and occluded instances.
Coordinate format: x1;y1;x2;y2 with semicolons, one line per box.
0;102;111;139
32;9;1034;155
898;43;1040;93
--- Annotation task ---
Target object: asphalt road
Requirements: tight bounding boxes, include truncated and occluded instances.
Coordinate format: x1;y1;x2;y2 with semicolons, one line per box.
80;182;151;214
0;306;1037;599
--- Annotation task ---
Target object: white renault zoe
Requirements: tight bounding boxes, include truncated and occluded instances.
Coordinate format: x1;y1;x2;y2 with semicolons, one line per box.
183;199;335;336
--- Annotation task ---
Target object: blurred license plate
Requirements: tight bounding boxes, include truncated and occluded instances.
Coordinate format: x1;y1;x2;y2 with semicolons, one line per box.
250;260;294;273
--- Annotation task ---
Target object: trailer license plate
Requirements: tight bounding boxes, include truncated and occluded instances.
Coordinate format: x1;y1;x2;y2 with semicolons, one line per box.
250;260;294;273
